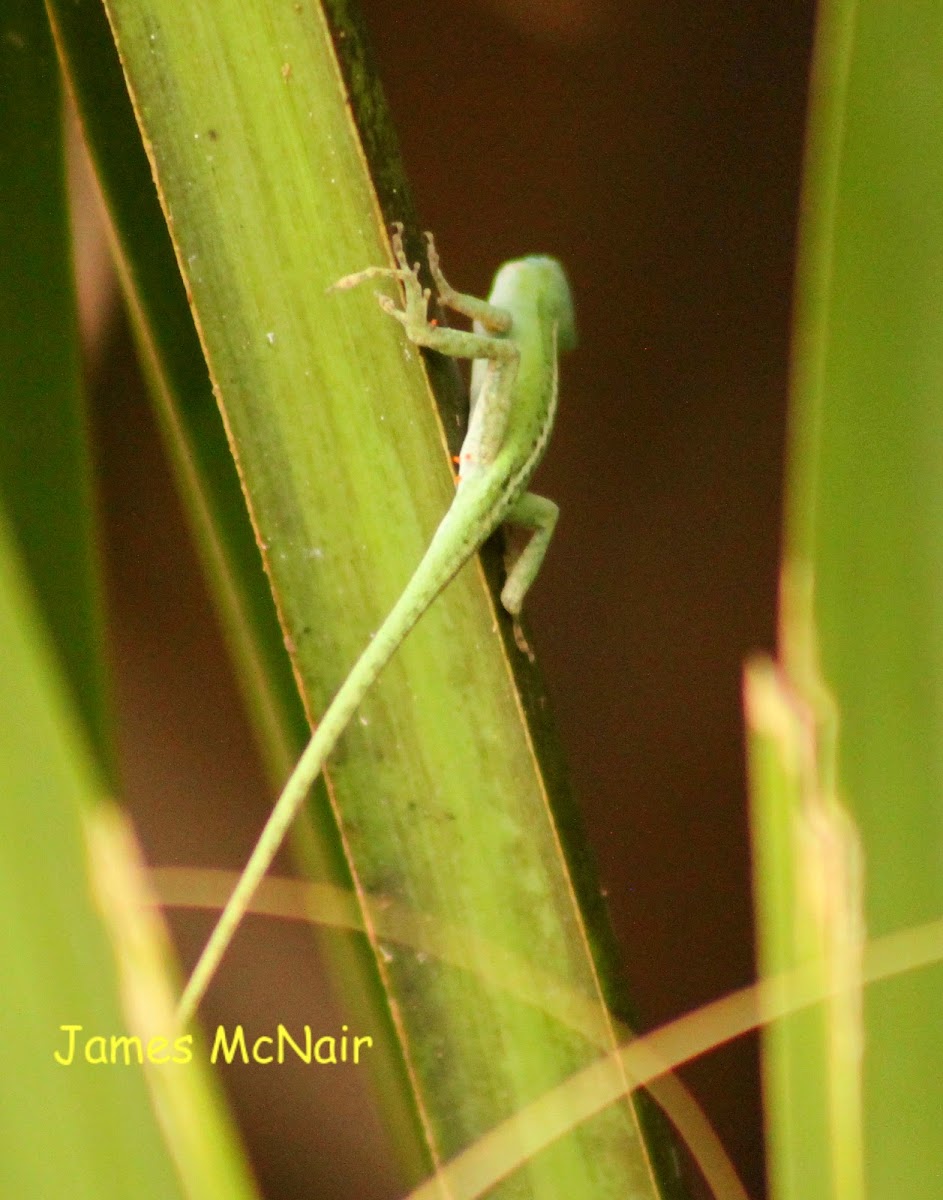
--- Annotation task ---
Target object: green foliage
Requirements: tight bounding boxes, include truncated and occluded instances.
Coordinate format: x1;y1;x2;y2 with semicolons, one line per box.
750;3;943;1197
0;3;255;1194
5;0;942;1195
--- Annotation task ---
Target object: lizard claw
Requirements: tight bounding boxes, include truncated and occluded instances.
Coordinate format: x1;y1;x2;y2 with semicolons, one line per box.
375;291;398;315
512;619;536;663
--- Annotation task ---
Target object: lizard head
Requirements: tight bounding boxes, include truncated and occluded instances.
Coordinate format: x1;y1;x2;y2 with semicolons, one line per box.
490;255;578;353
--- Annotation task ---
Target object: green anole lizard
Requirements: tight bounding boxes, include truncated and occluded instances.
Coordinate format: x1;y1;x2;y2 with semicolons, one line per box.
177;224;576;1026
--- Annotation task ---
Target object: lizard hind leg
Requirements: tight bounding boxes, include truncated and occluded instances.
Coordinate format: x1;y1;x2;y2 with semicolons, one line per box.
500;491;559;658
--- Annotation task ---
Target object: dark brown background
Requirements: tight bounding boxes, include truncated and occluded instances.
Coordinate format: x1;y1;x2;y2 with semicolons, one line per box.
87;2;816;1197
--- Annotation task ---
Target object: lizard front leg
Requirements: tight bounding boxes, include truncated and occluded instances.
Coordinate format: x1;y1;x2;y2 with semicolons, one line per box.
424;232;511;334
335;224;517;363
334;225;519;474
381;225;517;363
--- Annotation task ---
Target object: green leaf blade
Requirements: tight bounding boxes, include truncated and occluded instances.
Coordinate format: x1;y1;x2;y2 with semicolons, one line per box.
768;3;943;1197
94;0;672;1193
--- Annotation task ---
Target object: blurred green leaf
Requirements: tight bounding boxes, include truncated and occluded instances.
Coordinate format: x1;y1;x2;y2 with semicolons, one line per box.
760;2;943;1196
0;500;258;1199
0;0;109;766
0;514;181;1197
0;4;258;1193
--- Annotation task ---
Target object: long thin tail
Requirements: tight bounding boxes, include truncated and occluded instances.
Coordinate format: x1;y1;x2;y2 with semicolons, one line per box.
176;516;474;1028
